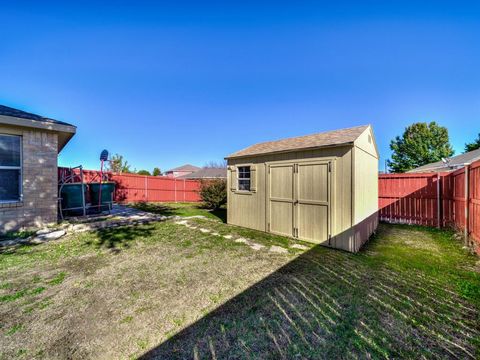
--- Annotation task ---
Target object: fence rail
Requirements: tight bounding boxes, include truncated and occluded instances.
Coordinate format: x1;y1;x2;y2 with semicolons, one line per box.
58;167;202;203
379;159;480;254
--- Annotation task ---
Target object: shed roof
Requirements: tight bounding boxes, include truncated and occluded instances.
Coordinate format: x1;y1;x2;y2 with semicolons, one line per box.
226;125;370;159
177;168;227;179
407;148;480;173
166;164;201;173
0;105;76;152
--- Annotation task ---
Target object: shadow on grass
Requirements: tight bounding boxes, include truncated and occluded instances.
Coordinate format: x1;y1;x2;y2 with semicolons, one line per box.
139;224;480;359
86;225;155;253
130;202;227;223
206;207;227;223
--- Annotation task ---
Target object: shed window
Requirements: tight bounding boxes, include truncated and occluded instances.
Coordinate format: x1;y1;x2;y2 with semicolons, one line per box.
238;166;251;191
0;134;22;202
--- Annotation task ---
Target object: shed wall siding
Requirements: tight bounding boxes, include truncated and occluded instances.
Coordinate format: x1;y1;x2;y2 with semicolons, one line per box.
227;146;353;242
0;125;58;232
354;127;378;159
351;145;379;251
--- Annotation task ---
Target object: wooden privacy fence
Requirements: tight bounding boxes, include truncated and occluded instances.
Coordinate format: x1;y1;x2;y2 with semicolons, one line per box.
58;167;202;203
379;159;480;253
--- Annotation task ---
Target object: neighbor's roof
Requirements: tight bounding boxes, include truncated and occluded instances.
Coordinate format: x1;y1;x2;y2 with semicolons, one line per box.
0;105;76;152
226;125;370;158
166;164;201;173
407;148;480;173
177;168;227;179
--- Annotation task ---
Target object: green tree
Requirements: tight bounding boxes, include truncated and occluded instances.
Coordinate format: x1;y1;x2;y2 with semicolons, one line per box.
464;133;480;153
107;154;131;173
152;167;162;176
137;170;151;176
388;122;454;173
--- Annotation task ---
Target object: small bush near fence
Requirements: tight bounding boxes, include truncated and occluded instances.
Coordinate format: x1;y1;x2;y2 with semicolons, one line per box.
199;179;227;210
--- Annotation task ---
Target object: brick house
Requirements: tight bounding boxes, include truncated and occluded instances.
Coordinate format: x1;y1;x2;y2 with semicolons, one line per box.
164;164;200;178
0;105;76;232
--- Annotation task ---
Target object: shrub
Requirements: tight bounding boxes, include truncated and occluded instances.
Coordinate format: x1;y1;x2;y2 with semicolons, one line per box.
199;179;227;209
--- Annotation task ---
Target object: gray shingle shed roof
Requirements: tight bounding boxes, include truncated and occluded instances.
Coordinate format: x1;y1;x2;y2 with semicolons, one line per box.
407;148;480;173
226;125;369;159
0;105;76;152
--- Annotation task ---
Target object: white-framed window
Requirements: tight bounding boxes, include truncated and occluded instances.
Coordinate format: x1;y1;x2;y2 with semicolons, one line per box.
0;134;22;202
238;166;251;191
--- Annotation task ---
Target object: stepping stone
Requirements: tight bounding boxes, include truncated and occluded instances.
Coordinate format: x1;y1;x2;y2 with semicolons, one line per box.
37;230;66;240
36;228;52;235
30;230;66;244
212;232;220;236
290;244;309;250
0;239;18;247
269;245;288;254
249;243;265;251
223;235;233;239
175;220;188;225
234;237;249;244
199;228;211;233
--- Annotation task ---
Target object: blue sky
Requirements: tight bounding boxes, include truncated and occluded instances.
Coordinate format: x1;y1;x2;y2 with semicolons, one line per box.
1;1;479;172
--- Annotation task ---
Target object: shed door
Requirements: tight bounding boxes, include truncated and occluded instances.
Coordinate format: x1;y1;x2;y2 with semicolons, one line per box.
296;162;330;244
268;161;331;243
268;163;295;237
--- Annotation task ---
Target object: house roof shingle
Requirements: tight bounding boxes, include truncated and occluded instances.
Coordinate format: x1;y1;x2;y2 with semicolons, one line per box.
226;125;370;159
0;104;76;152
407;148;480;173
177;168;227;179
166;164;201;173
0;105;75;127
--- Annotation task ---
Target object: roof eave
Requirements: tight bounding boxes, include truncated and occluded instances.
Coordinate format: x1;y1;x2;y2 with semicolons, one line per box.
0;114;76;153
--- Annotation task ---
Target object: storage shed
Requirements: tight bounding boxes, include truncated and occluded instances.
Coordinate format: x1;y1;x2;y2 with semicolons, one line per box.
225;125;379;252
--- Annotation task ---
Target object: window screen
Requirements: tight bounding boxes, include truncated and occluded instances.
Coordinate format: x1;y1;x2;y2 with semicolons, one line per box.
0;135;21;201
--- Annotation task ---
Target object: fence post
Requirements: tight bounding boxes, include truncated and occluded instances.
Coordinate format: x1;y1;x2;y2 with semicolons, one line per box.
145;176;148;201
437;173;441;229
183;179;186;202
174;179;177;203
465;165;470;244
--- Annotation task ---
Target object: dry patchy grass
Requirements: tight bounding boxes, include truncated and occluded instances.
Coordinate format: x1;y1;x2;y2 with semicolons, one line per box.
1;210;479;359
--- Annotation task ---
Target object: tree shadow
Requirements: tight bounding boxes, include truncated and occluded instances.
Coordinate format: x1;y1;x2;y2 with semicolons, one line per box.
86;224;155;253
138;223;479;359
129;202;184;217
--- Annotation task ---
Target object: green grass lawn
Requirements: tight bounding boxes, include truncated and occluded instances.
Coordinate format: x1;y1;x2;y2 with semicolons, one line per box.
130;202;227;222
1;203;479;359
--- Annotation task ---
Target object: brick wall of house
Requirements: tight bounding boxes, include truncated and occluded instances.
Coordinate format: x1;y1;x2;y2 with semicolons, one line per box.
0;129;58;232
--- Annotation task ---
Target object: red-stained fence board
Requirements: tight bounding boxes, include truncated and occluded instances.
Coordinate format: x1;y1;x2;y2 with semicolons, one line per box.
58;167;201;203
379;160;480;254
